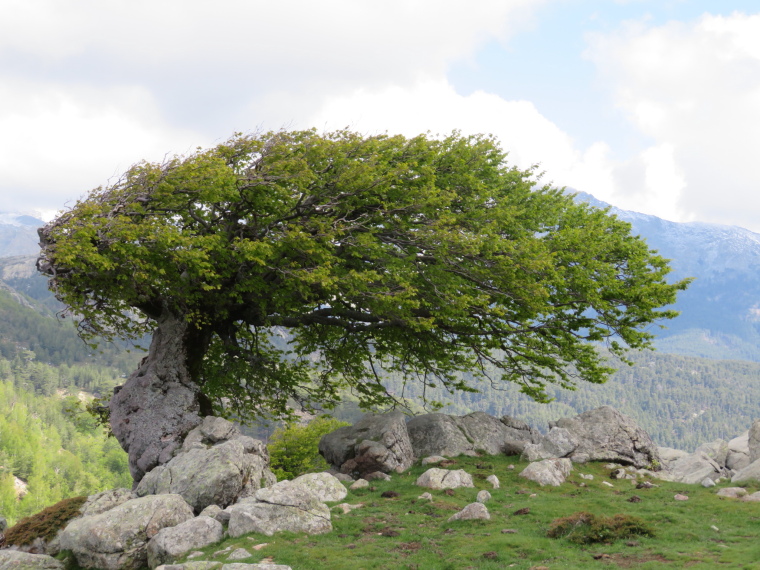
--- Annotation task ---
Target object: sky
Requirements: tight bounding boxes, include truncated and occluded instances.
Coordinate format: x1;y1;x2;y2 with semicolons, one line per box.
1;0;760;231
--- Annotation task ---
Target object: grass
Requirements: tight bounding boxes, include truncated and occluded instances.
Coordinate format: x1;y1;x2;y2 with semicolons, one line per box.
66;456;760;569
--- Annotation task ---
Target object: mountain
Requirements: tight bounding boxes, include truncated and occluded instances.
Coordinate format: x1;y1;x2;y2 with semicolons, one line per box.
574;191;760;362
0;212;44;257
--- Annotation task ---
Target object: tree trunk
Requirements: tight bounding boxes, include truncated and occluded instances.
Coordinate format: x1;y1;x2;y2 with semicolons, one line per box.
109;312;211;486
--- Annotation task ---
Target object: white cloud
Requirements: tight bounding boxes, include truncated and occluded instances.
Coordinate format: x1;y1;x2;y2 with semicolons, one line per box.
585;12;760;231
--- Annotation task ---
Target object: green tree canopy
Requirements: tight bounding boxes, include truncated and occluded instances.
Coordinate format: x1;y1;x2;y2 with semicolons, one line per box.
39;129;688;420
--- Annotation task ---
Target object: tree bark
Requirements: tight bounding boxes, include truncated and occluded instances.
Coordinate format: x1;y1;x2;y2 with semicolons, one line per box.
109;312;211;485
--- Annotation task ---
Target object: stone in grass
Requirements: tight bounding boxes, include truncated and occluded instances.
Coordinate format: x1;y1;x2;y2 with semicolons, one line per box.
0;551;64;569
519;458;572;487
448;502;490;522
416;468;474;490
421;455;447;466
486;474;500;489
741;492;760;502
417;492;433;501
349;479;369;490
291;472;348;502
701;477;716;488
365;471;391;482
716;487;748;499
147;515;224;568
476;490;492;503
227;548;252;560
674;494;689;501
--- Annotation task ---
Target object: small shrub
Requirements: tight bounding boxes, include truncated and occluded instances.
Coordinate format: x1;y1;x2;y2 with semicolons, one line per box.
268;416;350;480
4;495;87;547
546;511;654;544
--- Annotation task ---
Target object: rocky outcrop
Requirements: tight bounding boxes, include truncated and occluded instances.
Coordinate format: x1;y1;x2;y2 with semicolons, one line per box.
59;494;195;570
448;503;490;521
80;488;136;517
146;516;224;568
731;458;760;484
659;452;722;484
136;417;276;512
225;481;332;538
415;468;474;490
749;419;760;464
318;412;413;476
546;406;661;468
727;431;750;471
519;458;572;486
407;412;540;459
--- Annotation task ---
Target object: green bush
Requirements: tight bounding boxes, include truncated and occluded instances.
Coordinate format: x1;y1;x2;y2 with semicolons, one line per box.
268;416;350;481
546;511;654;544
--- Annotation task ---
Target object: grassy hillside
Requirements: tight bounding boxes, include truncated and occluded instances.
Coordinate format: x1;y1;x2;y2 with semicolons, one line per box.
148;453;760;569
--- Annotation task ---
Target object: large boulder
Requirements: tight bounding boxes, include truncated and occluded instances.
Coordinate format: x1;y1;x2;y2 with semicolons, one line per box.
80;488;136;517
658;452;722;484
318;412;413;476
406;412;540;459
415;468;474;490
749;419;760;463
59;494;194;570
146;516;224;568
548;406;661;469
731;457;760;484
225;481;332;537
694;440;729;469
521;427;580;462
657;447;690;469
136;417;276;512
727;431;750;471
290;473;347;502
0;550;64;569
519;458;572;486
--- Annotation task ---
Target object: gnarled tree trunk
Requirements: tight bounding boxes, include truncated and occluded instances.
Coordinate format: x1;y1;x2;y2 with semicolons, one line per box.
109;312;211;485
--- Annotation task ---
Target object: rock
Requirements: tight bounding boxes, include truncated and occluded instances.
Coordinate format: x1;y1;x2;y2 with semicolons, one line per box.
749;419;760;463
319;412;413;476
199;505;223;520
0;550;64;569
657;447;689;469
291;472;347;502
659;452;721;484
548;406;661;469
716;487;748;498
59;494;195;570
80;488;136;517
349;479;369;490
476;490;491;503
325;471;353;483
417;492;433;501
695;440;729;468
727;432;750;471
731;458;760;483
415;468;474;490
674;494;689;501
227;548;251;561
147;516;224;568
701;477;716;488
448;503;490;522
519;458;572;487
421;456;447;466
525;427;579;460
579;473;594;480
407;412;540;459
742;492;760;502
225;481;331;537
602;481;614;487
486;475;500;489
364;471;391;482
136;420;276;512
333;503;363;514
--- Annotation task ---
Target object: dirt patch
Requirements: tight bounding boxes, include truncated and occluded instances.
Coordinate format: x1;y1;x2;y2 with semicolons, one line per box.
606;552;672;568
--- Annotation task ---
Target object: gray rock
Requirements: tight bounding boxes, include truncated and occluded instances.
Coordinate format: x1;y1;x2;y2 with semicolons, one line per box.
549;406;661;469
742;492;760;502
701;477;716;488
364;471;391;482
448;502;490;522
147;516;224;568
731;457;760;483
486;475;500;489
476;490;491;503
657;447;689;469
716;487;748;498
0;516;6;532
226;549;251;561
407;412;540;459
59;494;195;570
80;488;136;517
749;420;760;464
199;505;223;520
319;412;413;476
136;431;275;512
0;550;64;569
226;481;331;537
695;440;729;469
415;468;474;490
155;563;221;570
182;417;240;449
659;452;721;484
291;472;347;502
421;456;447;466
349;479;369;490
521;443;553;462
519;458;572;486
727;432;750;471
221;565;293;570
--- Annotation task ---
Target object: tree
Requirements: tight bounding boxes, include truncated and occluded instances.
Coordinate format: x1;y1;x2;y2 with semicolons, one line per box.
37;129;689;483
